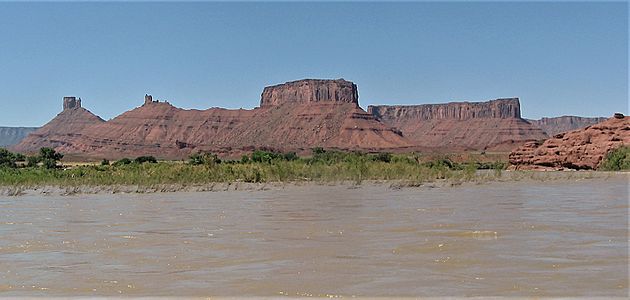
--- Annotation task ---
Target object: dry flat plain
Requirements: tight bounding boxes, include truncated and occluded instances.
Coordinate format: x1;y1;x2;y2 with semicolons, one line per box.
0;174;627;297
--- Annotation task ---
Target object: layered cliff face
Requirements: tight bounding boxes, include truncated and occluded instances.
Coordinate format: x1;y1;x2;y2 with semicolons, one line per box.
369;98;521;121
15;80;410;159
368;98;547;151
0;127;39;147
223;103;409;153
12;98;105;154
527;116;607;136
260;79;359;107
509;114;630;170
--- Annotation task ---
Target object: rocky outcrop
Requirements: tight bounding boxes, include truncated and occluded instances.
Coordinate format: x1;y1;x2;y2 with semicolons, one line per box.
11;97;105;154
0;127;39;147
62;96;82;110
260;79;358;107
527;116;607;136
368;98;547;151
509;114;630;170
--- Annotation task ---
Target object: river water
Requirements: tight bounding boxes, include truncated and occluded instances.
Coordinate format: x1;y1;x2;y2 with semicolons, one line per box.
0;176;628;297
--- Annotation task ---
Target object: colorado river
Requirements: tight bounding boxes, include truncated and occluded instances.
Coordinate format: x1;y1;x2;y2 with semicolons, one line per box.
0;175;627;297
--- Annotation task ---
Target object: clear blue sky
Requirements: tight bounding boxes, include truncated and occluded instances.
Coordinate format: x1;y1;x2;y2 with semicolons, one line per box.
0;1;627;126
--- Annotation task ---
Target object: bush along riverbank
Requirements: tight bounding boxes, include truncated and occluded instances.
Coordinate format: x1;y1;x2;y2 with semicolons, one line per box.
0;148;510;188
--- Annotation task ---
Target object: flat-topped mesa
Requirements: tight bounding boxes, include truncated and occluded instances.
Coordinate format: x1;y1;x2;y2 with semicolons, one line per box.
260;79;359;107
368;98;521;121
63;96;82;110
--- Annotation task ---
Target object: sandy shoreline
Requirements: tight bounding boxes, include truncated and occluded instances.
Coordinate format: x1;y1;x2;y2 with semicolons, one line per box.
0;171;626;197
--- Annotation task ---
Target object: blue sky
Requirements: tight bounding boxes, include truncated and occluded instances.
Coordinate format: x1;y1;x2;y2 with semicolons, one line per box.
0;1;627;126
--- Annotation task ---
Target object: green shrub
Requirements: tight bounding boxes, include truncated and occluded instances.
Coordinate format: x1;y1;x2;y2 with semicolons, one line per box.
308;148;351;165
423;158;454;169
371;152;392;163
283;152;298;161
251;150;277;163
134;156;158;164
189;152;220;165
39;147;63;169
101;159;110;166
26;156;40;168
0;148;17;168
312;147;326;155
599;146;630;171
250;150;295;163
113;158;132;166
463;163;478;179
14;153;26;162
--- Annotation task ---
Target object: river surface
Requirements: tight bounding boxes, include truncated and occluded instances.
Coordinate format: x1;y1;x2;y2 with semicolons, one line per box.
0;176;628;297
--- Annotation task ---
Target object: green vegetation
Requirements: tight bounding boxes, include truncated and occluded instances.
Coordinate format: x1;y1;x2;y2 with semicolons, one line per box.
1;147;62;169
0;148;23;168
133;156;158;164
39;147;64;169
599;146;630;171
0;148;511;188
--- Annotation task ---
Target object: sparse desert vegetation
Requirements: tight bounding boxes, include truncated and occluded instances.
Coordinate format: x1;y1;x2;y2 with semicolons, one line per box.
0;147;510;188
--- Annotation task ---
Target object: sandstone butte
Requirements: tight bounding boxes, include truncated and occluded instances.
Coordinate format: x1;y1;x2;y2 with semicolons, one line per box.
367;99;548;152
13;79;410;159
509;113;630;170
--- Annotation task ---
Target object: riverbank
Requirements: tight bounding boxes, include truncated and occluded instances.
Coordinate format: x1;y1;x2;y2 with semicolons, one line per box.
1;170;625;196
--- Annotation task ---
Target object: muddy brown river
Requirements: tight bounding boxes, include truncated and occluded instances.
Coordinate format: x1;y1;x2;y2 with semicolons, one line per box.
0;176;628;297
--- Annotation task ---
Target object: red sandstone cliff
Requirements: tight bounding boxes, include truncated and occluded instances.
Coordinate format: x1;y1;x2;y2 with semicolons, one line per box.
15;80;409;159
526;116;607;136
260;79;359;107
509;114;630;170
368;98;548;151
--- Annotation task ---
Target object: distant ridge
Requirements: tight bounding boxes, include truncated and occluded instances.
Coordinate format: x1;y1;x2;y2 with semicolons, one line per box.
0;127;39;147
526;116;607;136
368;99;547;151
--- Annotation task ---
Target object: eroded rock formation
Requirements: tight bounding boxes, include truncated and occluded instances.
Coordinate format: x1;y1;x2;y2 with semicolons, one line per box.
260;79;358;107
509;114;630;170
62;96;82;110
527;116;607;136
368;98;547;151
